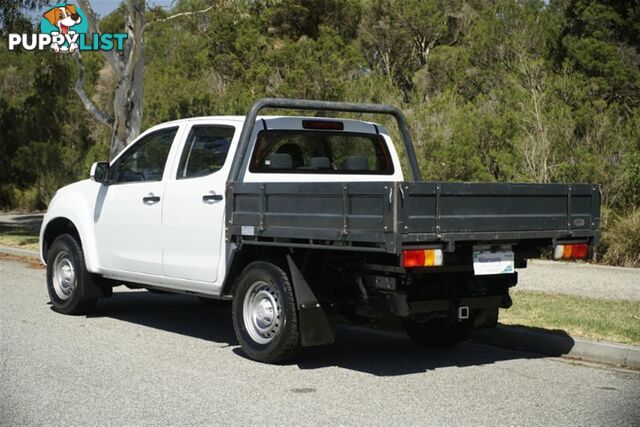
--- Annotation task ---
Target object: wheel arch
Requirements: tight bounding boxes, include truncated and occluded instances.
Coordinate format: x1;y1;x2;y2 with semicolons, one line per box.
220;245;289;297
42;217;81;261
39;180;103;272
41;214;100;273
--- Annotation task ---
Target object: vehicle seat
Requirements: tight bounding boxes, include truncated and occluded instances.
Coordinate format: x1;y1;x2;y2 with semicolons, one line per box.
268;153;292;169
276;144;305;168
342;155;369;171
309;157;331;169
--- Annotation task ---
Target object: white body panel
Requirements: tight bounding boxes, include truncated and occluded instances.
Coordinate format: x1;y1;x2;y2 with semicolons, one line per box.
161;119;240;287
40;115;404;296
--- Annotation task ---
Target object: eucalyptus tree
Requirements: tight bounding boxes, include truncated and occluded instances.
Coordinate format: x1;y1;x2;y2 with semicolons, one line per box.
74;0;218;158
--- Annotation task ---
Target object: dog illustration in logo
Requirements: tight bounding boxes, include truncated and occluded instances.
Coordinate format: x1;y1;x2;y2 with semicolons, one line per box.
42;4;82;52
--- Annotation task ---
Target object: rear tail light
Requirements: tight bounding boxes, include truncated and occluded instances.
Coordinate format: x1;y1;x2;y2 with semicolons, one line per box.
554;243;589;260
402;249;443;268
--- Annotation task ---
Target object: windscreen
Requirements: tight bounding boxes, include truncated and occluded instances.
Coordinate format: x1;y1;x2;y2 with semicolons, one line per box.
249;130;394;175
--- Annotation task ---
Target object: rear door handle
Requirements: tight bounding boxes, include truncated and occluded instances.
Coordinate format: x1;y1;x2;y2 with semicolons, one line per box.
202;194;223;202
143;195;161;203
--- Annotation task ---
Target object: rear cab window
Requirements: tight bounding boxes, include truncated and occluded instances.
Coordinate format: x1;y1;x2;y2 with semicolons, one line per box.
249;122;394;175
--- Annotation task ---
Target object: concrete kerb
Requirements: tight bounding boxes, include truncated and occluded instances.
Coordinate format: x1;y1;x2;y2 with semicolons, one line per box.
0;245;39;260
472;325;640;370
1;245;638;369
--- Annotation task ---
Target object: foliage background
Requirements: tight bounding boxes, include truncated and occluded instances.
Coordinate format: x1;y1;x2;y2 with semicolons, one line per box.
0;0;638;265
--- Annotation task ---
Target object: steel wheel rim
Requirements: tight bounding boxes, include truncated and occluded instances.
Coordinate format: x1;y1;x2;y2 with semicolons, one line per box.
52;250;76;301
243;280;282;344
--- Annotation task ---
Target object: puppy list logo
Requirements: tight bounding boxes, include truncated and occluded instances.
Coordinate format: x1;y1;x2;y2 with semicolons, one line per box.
8;3;127;53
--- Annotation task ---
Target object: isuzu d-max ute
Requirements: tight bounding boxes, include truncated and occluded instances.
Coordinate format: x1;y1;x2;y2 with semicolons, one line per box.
40;98;600;363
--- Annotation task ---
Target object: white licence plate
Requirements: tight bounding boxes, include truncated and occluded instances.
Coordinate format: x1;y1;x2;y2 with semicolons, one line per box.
473;251;515;275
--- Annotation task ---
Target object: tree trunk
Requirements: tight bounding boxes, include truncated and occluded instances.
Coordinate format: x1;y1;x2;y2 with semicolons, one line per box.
110;0;145;159
111;69;143;159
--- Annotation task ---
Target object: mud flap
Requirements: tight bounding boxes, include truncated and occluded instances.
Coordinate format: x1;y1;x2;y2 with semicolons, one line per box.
286;255;335;347
82;273;112;299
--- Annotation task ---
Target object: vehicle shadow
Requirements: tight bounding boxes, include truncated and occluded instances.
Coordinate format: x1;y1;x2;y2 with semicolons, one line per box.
87;289;238;345
87;290;569;377
293;327;557;376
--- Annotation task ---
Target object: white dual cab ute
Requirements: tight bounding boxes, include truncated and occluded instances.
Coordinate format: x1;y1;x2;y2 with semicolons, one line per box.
40;98;601;363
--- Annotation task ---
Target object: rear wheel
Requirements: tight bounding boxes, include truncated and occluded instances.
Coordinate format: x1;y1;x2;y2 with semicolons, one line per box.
403;318;472;347
46;234;97;315
232;261;300;363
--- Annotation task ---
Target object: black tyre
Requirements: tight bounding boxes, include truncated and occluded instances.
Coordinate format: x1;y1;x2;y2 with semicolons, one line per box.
46;234;97;315
403;318;472;347
232;261;300;363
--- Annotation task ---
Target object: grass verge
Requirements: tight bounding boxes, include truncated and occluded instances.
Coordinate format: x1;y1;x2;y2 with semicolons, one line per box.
501;290;640;346
0;225;39;251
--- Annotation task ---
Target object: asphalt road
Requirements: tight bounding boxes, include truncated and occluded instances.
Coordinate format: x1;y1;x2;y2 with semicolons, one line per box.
1;258;639;426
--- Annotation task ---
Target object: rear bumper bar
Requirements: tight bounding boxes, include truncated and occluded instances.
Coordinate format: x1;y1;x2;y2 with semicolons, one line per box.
386;294;512;318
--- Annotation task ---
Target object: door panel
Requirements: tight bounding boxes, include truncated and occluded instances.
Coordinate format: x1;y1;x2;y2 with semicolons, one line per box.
95;182;166;274
95;126;179;275
162;125;235;283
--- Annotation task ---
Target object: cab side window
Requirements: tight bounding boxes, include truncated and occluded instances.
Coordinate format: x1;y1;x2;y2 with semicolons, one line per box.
177;125;235;179
110;127;178;183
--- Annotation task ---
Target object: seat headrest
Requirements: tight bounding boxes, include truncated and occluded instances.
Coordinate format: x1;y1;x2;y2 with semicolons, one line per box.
309;157;331;169
276;143;304;168
342;155;369;171
268;153;292;169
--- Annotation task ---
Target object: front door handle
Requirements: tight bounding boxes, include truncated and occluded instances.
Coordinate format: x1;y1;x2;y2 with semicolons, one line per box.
143;195;161;203
202;194;223;202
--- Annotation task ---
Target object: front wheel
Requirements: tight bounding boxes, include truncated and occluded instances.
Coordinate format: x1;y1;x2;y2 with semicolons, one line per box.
46;234;97;315
403;318;472;347
232;261;300;363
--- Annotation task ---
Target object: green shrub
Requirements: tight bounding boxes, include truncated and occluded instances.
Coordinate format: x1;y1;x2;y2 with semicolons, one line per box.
10;185;45;211
0;184;12;208
9;141;80;211
599;208;640;268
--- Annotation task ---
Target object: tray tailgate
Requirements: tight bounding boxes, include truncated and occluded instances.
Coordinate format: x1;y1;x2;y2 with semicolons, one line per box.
403;182;600;234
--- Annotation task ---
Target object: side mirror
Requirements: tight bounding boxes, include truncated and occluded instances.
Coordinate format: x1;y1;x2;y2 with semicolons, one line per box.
90;161;110;184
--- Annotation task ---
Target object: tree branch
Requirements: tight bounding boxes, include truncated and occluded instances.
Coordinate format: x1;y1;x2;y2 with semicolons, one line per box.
143;4;215;31
76;0;123;72
73;52;114;127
